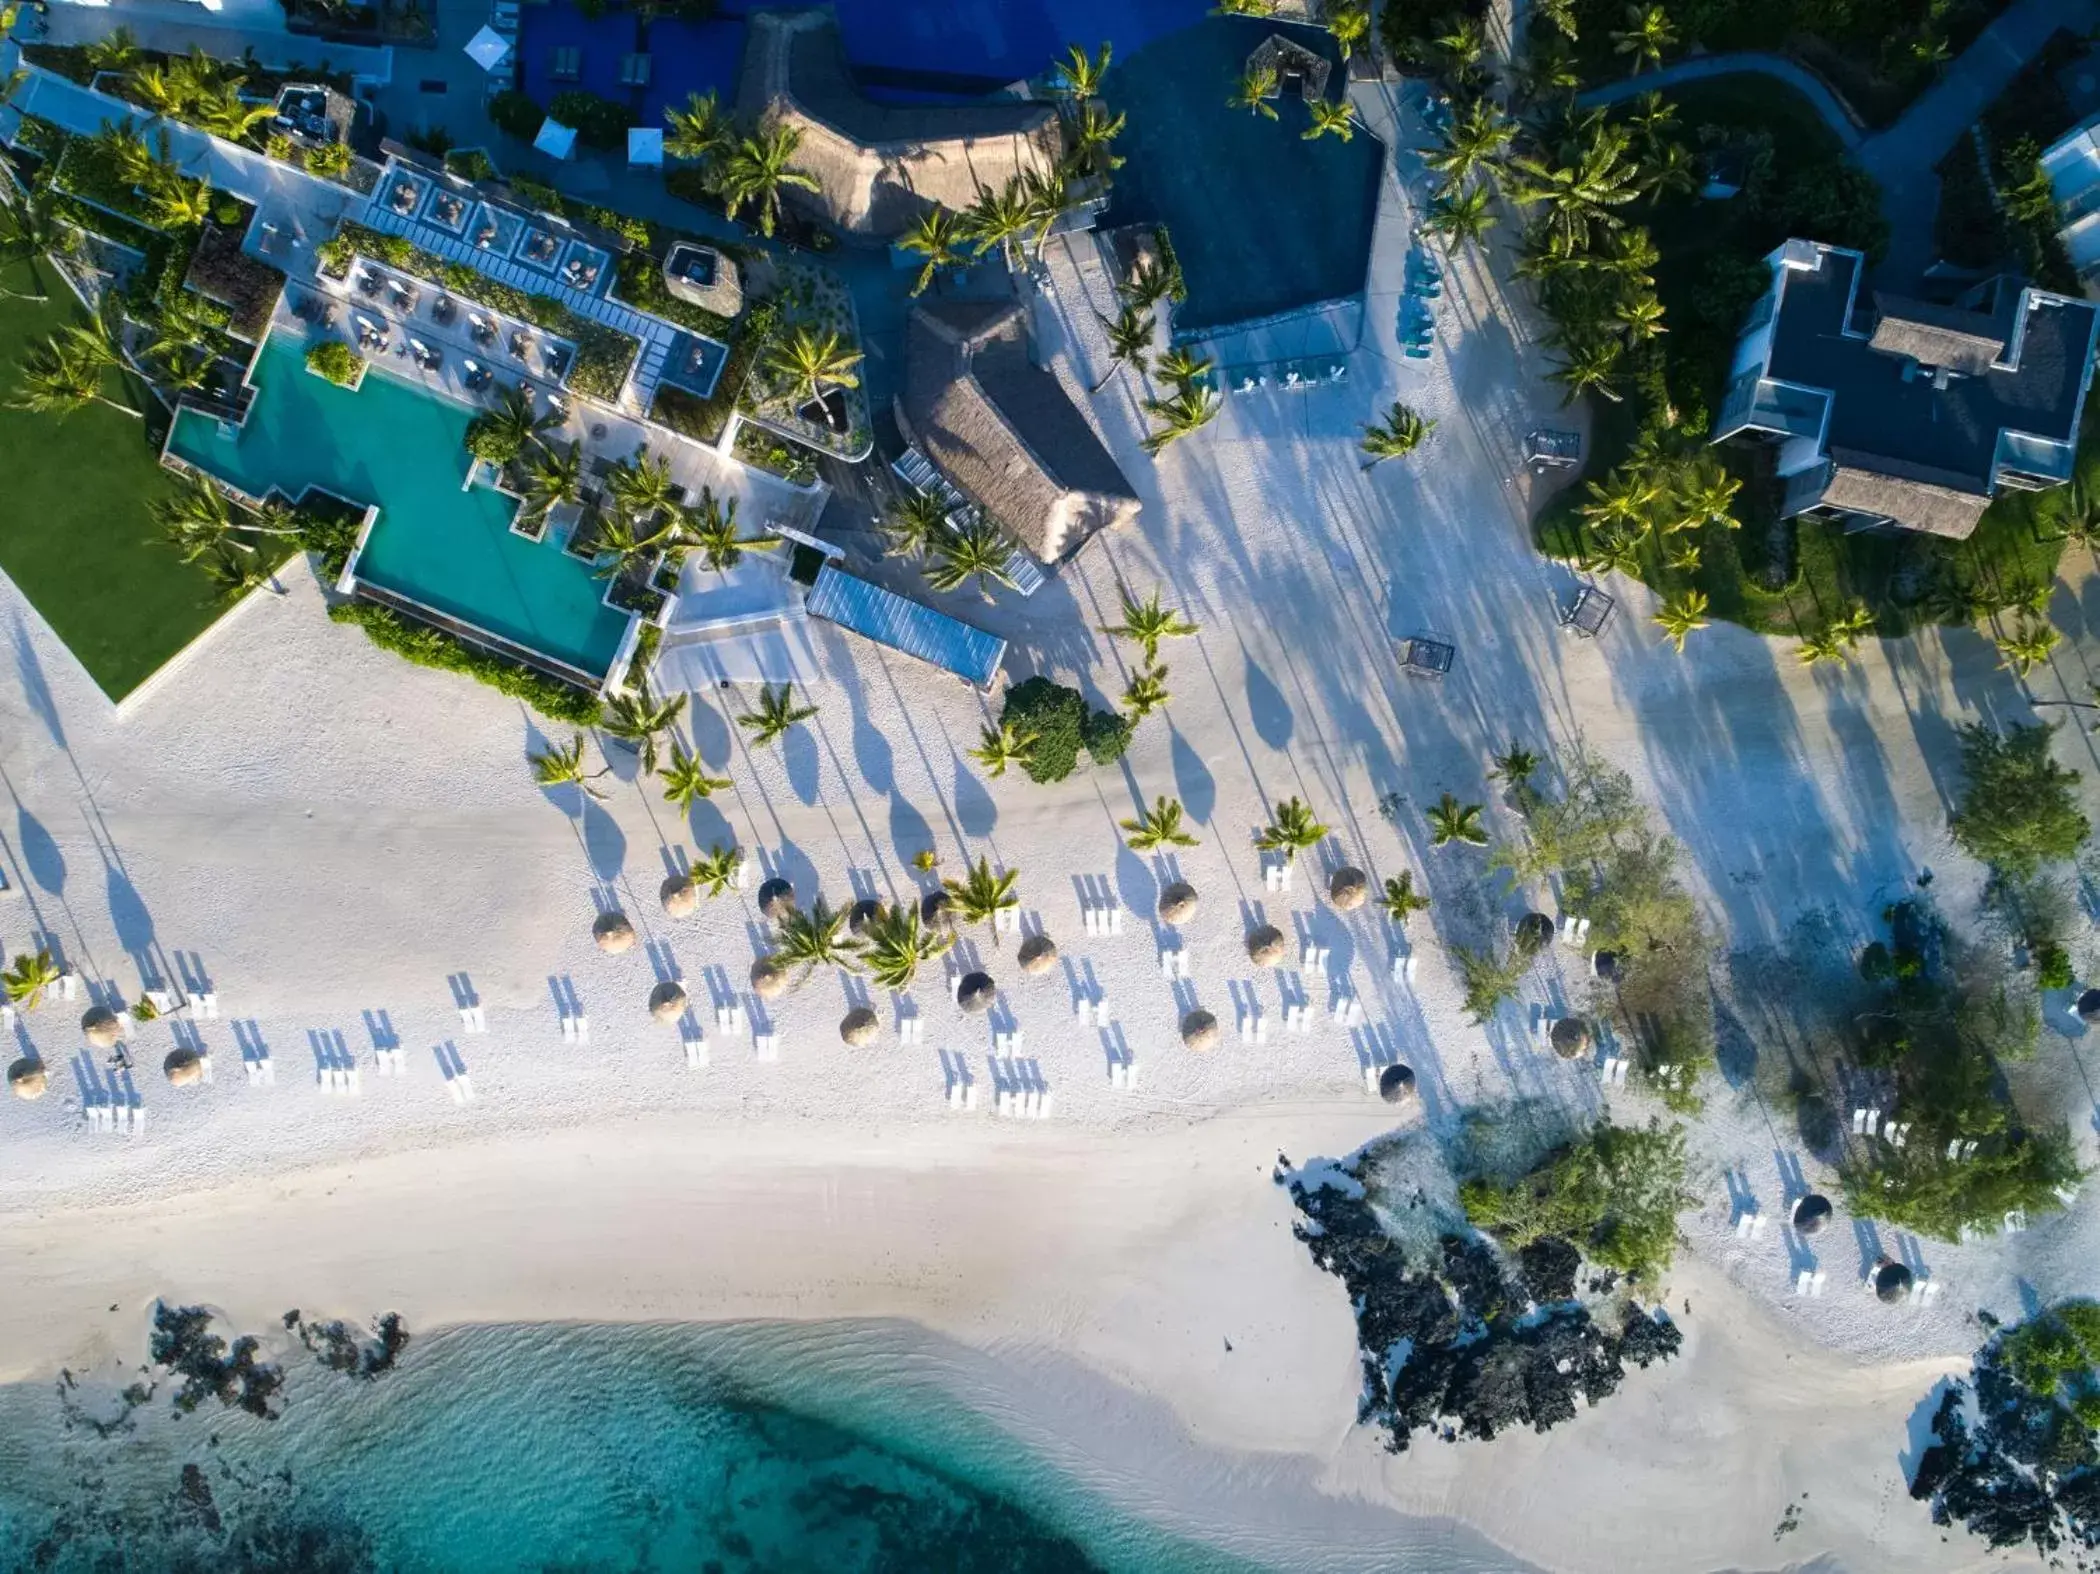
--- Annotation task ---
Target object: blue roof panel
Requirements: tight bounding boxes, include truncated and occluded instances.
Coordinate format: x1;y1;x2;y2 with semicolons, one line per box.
806;566;1006;688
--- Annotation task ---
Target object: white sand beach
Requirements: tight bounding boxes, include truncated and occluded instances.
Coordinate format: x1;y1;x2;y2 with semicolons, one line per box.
0;74;2088;1574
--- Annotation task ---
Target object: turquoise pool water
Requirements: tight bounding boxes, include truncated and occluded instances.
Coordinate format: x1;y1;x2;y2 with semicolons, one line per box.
168;332;631;678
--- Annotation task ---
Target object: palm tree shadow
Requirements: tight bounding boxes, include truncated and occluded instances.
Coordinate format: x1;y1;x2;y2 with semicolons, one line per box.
1168;724;1217;824
580;800;627;883
952;756;997;839
783;725;821;806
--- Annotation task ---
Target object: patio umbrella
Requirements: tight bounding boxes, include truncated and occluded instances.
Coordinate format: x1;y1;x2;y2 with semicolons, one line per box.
1549;1017;1592;1059
593;911;636;954
1246;924;1286;966
463;24;512;71
848;898;887;936
1791;1194;1833;1236
1180;1009;1220;1052
660;874;698;918
1516;912;1555;954
1158;882;1199;926
1017;934;1059;975
164;1047;205;1087
840;1007;880;1047
8;1057;46;1101
920;890;954;926
758;878;797;923
81;1006;121;1048
1328;867;1368;912
1378;1063;1417;1104
957;972;997;1014
2078;988;2100;1025
1874;1260;1914;1304
750;956;790;1001
649;980;688;1022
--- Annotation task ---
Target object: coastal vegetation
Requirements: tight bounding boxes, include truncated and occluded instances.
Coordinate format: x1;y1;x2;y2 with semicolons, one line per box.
996;676;1130;784
1459;1118;1692;1284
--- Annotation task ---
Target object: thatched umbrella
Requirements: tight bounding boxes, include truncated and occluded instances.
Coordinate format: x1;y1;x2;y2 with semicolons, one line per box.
758;878;796;923
1874;1260;1915;1304
1592;950;1621;982
1016;933;1059;975
648;980;688;1022
1549;1017;1592;1060
81;1006;121;1048
7;1057;46;1101
1158;881;1199;926
2078;988;2100;1025
1181;1009;1220;1052
163;1047;205;1087
920;889;954;926
592;911;636;954
840;1006;880;1047
1246;923;1286;966
848;898;887;937
1378;1063;1418;1104
1328;866;1368;912
1791;1194;1833;1236
659;874;698;918
957;972;997;1014
1515;912;1555;955
750;955;790;1000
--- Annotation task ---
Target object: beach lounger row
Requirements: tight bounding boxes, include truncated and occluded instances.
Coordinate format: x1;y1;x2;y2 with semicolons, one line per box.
1109;1058;1142;1090
84;1103;143;1135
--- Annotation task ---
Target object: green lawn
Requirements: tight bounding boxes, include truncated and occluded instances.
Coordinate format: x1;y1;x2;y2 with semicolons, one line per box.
0;257;238;698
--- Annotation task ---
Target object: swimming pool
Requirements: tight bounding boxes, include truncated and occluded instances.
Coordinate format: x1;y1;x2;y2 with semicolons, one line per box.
167;332;632;679
1099;17;1383;337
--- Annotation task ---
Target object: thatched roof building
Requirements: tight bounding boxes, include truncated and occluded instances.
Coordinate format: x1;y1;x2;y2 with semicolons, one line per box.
737;8;1062;236
899;300;1139;566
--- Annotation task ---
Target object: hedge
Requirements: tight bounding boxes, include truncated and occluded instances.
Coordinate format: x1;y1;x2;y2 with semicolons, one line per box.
328;600;600;722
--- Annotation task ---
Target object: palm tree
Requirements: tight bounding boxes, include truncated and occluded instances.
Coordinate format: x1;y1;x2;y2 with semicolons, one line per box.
1829;602;1876;649
1548;335;1625;404
1360;402;1434;469
1653;588;1709;653
1422;180;1495;249
145;171;213;231
737;683;818;748
1579;470;1657;535
0;185;77;300
926;515;1017;594
690;843;744;898
471;383;560;468
1379;872;1430;926
772;897;862;978
969;720;1038;779
1256;797;1330;863
1229;63;1280;121
1515;37;1581;103
125;62;186;120
1139;384;1220;455
1426;793;1487;848
532;733;609;799
1580;524;1646;578
85;26;142;74
1533;0;1580;38
944;856;1019;941
1099;586;1198;661
11;335;139;419
522;440;584;522
1016;160;1070;255
1123;663;1169;719
863;902;953;991
1796;627;1850;667
1092;303;1154;393
599;687;687;774
194;87;276;144
150;472;296;561
1997;615;2062;679
1058;41;1113;99
1154;346;1212;389
602;452;678;525
664;90;733;170
1069;100;1126;180
962;179;1034;267
1664;539;1702;573
899;203;968;297
1424;99;1512;187
1122;795;1199;850
1122;256;1176;312
1327;1;1370;58
1491;744;1540;788
2048;474;2100;551
2;948;61;1009
1612;4;1677;74
721;120;820;237
687;490;780;573
662;745;732;810
884;490;948;559
1304;99;1356;142
1507;125;1642;249
1613;290;1668;343
766;325;862;405
1674;458;1740;531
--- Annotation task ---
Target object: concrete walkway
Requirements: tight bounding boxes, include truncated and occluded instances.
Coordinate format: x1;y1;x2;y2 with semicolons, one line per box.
36;6;395;84
1578;51;1863;150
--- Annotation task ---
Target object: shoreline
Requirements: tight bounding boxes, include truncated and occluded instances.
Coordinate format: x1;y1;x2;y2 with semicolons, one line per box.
0;1108;2026;1572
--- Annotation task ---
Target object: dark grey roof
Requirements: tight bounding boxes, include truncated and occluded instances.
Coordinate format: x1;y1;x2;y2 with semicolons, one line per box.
1766;248;2095;499
781;12;1052;147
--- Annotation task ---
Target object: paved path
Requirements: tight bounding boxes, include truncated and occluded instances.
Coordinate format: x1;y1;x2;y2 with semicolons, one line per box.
1578;51;1863;150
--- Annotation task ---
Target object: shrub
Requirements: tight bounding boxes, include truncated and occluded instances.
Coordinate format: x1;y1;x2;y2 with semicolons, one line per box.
1950;722;2090;878
305;339;362;386
328;601;599;723
508;175;563;215
488;90;543;142
1081;706;1132;766
464;412;524;466
211;197;244;227
1459;1119;1692;1285
444;148;496;183
1453;942;1526;1024
999;677;1085;782
547;90;637;151
1845;1125;2081;1242
567;323;639;402
2038;943;2075;992
306;141;354;181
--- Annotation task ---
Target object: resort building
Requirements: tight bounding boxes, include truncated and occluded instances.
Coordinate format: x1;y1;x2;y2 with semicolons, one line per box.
1714;239;2100;540
898;299;1140;570
736;7;1062;237
2042;115;2100;294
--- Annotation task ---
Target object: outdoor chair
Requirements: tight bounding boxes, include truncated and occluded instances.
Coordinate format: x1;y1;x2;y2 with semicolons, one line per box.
1400;636;1455;678
1561;584;1615;637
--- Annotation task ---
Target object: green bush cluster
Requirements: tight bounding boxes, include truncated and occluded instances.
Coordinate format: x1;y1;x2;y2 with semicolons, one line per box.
1949;723;2090;879
547;91;637;151
444;149;497;183
649;302;778;444
489;90;544;142
998;677;1127;784
327;601;599;723
610;249;732;338
304;339;362;386
1459;1119;1691;1284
